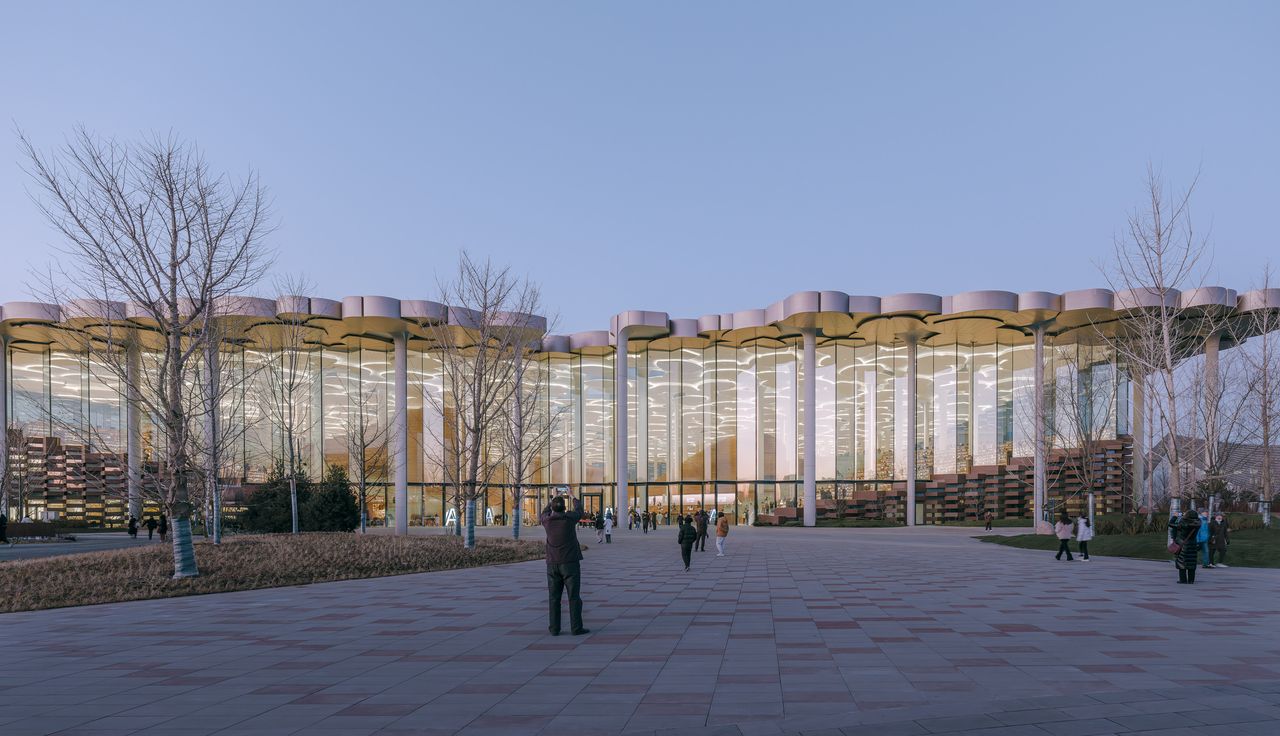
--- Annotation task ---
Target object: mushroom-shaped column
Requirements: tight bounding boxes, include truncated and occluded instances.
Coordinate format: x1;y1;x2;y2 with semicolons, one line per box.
393;332;409;536
611;311;669;524
614;331;627;520
1033;324;1048;534
905;335;918;526
801;327;818;527
768;291;854;528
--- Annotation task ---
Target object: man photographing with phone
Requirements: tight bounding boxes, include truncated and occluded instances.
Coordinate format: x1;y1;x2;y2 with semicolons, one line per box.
540;488;590;636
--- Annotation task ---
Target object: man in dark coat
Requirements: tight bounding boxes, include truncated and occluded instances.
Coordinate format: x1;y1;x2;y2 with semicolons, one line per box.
1208;513;1230;568
678;515;697;571
0;512;8;545
540;492;590;636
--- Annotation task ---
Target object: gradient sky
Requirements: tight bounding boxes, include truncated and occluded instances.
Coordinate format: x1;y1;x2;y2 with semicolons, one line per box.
1;1;1277;333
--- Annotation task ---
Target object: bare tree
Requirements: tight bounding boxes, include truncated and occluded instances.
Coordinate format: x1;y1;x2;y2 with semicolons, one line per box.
1;426;29;520
189;312;263;544
346;358;392;533
254;275;319;534
21;128;272;577
1241;265;1280;524
1187;333;1259;509
427;253;536;549
1096;166;1217;508
500;298;565;540
1043;340;1120;514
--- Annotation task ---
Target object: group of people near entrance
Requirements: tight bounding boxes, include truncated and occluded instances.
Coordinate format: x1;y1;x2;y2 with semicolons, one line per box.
539;494;733;635
676;509;730;571
634;510;662;532
1167;508;1231;585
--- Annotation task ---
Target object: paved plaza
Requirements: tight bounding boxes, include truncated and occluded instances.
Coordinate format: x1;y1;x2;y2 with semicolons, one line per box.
2;526;1280;736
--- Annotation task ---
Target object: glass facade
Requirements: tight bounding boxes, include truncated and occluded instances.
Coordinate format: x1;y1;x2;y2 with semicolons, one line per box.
3;334;1128;526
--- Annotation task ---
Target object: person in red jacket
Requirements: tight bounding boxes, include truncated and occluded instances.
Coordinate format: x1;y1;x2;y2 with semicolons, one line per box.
540;492;590;636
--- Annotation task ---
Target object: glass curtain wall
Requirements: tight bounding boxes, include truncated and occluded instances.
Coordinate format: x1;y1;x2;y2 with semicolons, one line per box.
4;335;1126;526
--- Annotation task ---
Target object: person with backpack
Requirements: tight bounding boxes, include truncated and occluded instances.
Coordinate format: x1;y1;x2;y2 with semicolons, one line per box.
1075;513;1093;561
603;512;613;544
127;515;139;540
1053;511;1075;561
143;516;158;540
593;513;605;544
677;515;697;572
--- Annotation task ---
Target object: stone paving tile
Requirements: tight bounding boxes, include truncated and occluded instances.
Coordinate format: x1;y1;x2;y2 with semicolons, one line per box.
2;526;1279;736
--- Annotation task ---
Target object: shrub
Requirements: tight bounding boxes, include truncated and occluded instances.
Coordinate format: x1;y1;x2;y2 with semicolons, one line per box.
240;461;311;533
303;464;360;532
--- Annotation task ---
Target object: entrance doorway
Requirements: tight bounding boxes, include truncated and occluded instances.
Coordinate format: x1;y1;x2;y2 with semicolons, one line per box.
582;493;604;517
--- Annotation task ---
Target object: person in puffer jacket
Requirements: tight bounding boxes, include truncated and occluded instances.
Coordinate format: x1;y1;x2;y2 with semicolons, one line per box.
1075;514;1093;561
1168;511;1202;584
1053;512;1075;561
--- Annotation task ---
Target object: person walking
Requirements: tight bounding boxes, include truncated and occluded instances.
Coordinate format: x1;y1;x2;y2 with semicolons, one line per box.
540;492;589;636
1075;513;1093;561
1053;512;1075;561
127;515;139;540
1196;509;1211;569
143;515;158;540
1208;512;1230;568
1168;509;1202;584
678;515;697;571
984;511;993;531
695;510;709;552
604;512;613;544
715;512;730;557
158;513;169;544
593;512;605;544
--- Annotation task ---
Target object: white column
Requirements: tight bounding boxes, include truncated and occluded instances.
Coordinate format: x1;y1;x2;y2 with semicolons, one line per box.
1033;324;1048;534
1132;374;1145;513
127;341;142;520
1204;332;1220;470
905;336;918;527
802;328;817;527
393;333;408;536
614;330;629;526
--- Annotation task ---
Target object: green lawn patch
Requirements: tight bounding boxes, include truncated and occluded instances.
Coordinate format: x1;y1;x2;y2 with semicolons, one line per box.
978;527;1280;568
0;533;543;613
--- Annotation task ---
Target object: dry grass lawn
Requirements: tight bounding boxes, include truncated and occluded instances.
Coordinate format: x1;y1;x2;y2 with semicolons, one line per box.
0;533;543;613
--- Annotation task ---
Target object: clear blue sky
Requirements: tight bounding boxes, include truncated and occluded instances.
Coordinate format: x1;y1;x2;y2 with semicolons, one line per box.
1;1;1277;333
